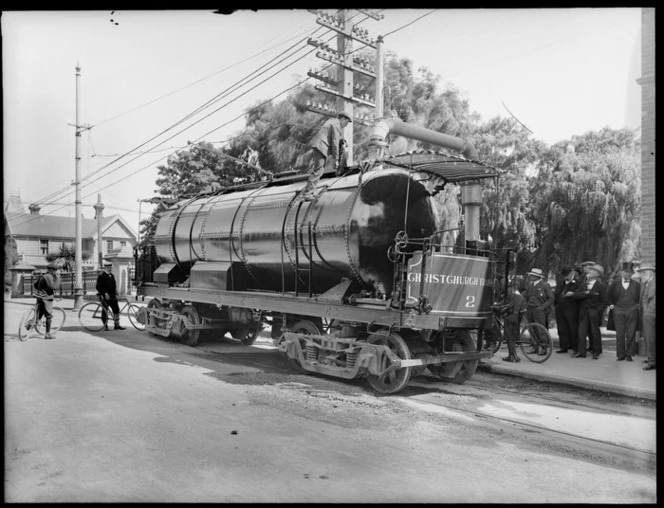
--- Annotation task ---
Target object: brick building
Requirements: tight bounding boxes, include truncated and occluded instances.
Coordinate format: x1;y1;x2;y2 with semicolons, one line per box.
637;8;655;264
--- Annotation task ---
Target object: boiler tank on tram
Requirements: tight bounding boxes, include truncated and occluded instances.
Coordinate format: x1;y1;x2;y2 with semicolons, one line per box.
153;167;440;296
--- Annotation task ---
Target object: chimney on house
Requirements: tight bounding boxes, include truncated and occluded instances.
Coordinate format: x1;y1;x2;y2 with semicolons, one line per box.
28;204;41;215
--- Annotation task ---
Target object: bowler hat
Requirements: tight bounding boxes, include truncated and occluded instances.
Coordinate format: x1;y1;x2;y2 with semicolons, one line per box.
337;111;352;122
637;263;655;272
526;268;545;278
588;264;604;277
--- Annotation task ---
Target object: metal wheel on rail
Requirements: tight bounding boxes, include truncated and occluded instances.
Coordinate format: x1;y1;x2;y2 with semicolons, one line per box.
78;301;107;332
178;304;200;347
428;330;479;384
366;330;412;394
519;322;552;363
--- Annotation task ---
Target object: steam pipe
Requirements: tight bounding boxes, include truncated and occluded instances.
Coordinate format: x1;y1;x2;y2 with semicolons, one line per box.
369;117;478;160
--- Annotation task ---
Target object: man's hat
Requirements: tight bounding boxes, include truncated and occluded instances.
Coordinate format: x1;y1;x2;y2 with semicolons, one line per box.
637;263;655;273
337;111;352;122
526;268;545;278
560;265;572;276
581;260;596;267
46;261;60;270
587;264;604;277
103;261;112;267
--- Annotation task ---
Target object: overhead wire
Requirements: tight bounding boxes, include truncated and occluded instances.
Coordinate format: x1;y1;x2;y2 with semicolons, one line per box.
11;10;390;227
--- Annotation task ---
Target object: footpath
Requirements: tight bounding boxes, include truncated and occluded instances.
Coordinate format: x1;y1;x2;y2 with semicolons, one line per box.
479;327;656;401
5;295;656;401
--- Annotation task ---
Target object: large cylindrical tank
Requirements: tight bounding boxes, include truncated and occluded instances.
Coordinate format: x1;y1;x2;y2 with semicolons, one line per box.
154;168;440;296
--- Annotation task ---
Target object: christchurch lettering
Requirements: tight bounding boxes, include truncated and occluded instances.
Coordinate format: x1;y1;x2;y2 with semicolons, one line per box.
407;272;490;286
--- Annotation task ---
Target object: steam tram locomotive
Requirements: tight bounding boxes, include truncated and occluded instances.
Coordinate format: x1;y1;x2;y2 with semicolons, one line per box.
136;118;501;394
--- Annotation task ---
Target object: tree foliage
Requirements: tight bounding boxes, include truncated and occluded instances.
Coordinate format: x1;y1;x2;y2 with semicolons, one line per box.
45;244;92;272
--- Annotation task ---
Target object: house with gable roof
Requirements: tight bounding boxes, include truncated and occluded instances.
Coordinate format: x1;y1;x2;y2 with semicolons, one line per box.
4;193;137;271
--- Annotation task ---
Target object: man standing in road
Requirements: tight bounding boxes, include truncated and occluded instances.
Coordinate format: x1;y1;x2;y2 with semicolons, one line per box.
607;262;640;362
636;264;656;370
302;111;351;200
523;268;554;355
574;264;607;359
96;262;126;331
554;265;581;354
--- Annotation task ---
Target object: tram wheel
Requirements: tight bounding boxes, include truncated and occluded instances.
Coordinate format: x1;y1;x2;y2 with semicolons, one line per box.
429;330;478;384
179;305;200;347
145;299;162;336
366;330;412;394
283;320;321;374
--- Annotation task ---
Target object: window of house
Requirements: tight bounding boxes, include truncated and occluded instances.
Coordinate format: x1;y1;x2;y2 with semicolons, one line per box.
40;240;49;255
106;240;114;253
120;240;127;248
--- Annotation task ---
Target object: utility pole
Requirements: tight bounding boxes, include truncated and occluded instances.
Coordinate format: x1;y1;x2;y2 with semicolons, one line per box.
94;194;104;269
306;9;383;164
73;63;84;310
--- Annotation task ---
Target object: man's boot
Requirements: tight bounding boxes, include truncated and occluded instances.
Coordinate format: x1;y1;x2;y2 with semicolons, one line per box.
114;318;126;331
44;317;54;340
102;320;109;331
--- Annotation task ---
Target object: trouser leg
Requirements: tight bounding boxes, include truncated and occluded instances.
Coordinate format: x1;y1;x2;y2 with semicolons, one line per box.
614;309;627;358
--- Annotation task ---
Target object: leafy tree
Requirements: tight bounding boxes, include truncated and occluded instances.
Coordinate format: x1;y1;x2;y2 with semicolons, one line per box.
46;244;92;272
4;236;19;290
532;128;640;278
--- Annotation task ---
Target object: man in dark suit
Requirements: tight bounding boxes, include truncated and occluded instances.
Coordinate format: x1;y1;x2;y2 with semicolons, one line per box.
96;261;126;331
573;264;607;359
607;262;640;361
554;265;581;354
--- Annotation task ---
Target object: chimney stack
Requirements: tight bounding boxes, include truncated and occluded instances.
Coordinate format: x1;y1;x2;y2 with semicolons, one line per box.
28;204;41;215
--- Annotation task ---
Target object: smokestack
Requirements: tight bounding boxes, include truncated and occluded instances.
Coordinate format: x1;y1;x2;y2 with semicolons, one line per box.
28;204;41;215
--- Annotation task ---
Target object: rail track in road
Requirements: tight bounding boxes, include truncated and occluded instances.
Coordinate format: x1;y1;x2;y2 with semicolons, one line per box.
400;377;657;471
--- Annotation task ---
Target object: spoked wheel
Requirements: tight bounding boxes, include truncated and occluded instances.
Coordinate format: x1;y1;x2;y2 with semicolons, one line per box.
429;330;479;384
366;330;412;394
49;306;67;334
519;322;552;363
283;319;321;374
78;302;107;332
127;304;146;331
178;305;200;347
18;307;40;341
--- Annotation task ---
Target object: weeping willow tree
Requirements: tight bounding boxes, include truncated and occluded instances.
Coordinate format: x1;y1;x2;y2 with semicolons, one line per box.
532;128;640;277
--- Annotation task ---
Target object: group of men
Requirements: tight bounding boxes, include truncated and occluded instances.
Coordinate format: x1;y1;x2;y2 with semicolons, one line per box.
515;260;656;370
33;260;125;338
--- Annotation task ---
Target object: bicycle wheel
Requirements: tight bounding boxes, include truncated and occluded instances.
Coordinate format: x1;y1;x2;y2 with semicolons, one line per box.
49;306;67;333
78;301;107;332
127;303;146;331
519;322;553;363
18;307;41;341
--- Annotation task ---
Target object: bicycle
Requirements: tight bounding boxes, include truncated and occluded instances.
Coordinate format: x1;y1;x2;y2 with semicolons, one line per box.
18;296;67;341
78;295;146;332
483;302;553;363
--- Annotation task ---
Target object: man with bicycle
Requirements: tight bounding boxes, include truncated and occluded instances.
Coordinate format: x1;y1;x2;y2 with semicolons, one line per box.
523;268;554;355
33;262;61;339
96;261;126;331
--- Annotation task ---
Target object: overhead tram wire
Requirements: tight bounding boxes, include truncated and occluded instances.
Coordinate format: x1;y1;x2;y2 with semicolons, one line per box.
11;36;328;228
9;13;361;224
11;12;378;227
9;26;333;228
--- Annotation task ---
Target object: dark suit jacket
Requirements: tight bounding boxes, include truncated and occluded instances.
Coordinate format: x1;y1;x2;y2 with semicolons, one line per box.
574;279;607;312
607;279;641;308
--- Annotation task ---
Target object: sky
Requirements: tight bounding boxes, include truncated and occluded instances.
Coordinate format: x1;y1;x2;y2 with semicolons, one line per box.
2;8;642;236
